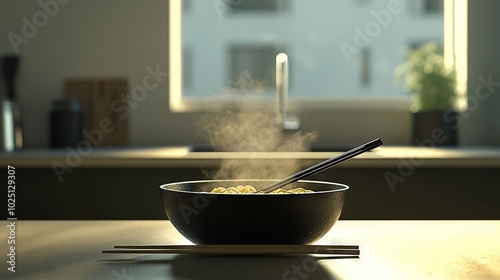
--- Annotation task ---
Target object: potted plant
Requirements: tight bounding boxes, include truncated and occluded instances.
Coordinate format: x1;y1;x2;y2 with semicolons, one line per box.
395;41;458;146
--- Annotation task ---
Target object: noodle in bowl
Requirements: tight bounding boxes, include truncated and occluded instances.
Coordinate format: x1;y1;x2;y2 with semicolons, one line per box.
159;179;348;245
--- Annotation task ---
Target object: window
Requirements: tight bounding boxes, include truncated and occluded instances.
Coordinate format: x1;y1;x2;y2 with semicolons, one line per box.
229;44;284;91
229;0;287;13
424;0;444;14
183;47;192;88
408;0;444;16
360;48;371;87
170;0;446;111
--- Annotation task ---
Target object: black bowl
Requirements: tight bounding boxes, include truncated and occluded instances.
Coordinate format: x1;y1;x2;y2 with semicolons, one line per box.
159;179;348;245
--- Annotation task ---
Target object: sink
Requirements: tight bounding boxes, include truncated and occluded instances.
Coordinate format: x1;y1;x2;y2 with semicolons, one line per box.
188;145;368;152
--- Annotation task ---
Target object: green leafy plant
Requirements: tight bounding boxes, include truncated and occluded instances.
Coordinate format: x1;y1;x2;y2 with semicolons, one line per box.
394;42;456;112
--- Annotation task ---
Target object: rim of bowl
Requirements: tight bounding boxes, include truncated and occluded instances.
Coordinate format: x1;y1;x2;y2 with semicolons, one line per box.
159;179;349;195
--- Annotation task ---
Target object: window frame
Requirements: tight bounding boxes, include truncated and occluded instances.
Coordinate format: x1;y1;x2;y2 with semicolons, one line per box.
169;0;462;113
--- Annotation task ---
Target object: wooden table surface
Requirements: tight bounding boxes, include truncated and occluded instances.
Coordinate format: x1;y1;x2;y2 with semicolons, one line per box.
1;220;499;280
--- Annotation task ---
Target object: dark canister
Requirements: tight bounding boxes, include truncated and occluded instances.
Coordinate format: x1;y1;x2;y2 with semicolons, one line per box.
50;98;83;148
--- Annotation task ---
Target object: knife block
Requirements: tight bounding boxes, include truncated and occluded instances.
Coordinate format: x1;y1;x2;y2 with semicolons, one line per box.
64;79;128;146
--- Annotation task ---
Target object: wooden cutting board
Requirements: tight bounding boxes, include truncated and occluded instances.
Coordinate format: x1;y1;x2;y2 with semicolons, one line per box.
64;79;128;146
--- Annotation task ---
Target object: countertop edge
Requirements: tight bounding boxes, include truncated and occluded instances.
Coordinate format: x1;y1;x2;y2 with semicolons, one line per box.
1;146;499;168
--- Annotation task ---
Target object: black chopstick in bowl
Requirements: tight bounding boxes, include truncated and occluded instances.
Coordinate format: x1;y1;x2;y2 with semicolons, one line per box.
103;244;360;255
256;138;383;193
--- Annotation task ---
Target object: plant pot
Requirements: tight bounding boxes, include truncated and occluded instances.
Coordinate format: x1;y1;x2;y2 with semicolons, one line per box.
412;111;458;146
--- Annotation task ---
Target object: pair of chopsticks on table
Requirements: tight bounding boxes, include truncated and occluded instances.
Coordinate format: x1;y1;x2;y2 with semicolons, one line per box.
102;244;360;256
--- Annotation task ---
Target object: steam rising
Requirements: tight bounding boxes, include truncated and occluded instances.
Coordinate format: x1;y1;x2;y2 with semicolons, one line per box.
196;72;318;180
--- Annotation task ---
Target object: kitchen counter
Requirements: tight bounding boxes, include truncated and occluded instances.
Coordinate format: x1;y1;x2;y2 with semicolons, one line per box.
3;146;499;220
1;145;500;168
2;146;499;220
1;220;499;279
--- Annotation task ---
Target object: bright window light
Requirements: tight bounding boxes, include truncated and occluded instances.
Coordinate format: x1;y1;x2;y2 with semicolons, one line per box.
170;0;452;112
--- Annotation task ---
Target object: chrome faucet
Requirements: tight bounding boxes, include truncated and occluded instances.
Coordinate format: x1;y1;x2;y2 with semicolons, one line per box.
276;53;300;131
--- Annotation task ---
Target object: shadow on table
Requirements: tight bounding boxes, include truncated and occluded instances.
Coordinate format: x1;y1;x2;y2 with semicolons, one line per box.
97;254;356;280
